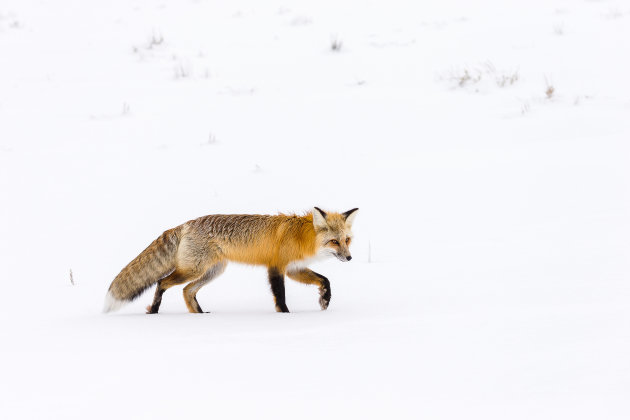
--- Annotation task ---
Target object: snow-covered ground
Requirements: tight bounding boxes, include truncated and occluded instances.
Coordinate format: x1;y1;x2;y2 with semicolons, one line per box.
1;0;629;418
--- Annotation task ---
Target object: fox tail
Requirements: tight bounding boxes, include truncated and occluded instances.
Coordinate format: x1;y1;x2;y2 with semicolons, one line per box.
103;226;182;313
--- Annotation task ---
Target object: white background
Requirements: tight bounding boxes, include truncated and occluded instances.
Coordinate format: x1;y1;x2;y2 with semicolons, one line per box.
1;0;629;418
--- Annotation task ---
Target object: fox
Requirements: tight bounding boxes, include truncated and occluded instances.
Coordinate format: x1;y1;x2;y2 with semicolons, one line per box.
103;207;358;314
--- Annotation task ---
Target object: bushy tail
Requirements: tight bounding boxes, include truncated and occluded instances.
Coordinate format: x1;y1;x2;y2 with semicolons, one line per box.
103;226;182;313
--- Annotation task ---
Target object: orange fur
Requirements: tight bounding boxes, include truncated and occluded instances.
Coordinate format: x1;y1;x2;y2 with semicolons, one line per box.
220;214;318;270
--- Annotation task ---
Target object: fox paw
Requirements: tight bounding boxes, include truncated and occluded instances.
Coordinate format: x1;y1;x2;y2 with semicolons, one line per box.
319;287;331;310
319;297;329;310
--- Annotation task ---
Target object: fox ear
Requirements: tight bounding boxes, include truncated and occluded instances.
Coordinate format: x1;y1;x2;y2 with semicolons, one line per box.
312;207;328;230
342;208;359;227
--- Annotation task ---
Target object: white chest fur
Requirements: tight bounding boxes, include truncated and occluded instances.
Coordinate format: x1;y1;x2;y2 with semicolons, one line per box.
286;248;332;272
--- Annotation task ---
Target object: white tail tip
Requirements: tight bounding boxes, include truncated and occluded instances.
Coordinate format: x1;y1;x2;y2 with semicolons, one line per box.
103;291;127;313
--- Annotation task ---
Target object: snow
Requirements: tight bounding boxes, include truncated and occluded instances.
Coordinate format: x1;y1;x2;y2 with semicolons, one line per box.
1;0;629;419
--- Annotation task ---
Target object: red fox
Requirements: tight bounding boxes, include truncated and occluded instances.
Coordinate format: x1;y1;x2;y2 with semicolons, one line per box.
103;207;358;314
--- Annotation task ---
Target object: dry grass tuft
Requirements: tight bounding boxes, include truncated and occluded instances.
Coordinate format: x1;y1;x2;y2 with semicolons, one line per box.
446;62;518;88
545;76;555;99
147;31;164;49
174;62;190;79
330;36;343;52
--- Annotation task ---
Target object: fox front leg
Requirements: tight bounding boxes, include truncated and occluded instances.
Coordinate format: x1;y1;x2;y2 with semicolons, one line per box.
268;268;290;313
316;273;331;310
286;268;331;310
307;271;331;310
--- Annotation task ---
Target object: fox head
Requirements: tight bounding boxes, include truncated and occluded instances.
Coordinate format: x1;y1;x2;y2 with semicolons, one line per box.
312;207;359;262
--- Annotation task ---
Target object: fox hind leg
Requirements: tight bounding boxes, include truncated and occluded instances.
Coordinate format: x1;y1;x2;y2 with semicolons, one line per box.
286;268;331;310
146;271;191;314
183;261;227;313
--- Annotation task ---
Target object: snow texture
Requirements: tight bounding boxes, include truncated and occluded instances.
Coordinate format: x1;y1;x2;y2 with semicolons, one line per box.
0;0;629;419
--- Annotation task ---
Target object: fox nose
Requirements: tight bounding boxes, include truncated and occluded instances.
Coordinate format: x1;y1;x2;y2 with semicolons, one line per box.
346;256;352;261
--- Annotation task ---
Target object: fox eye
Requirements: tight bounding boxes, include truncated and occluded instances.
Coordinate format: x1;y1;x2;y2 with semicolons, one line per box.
330;239;339;245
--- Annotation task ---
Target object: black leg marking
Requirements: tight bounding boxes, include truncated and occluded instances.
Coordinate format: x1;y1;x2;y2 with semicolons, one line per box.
192;296;207;313
268;268;289;313
147;282;166;314
313;272;331;310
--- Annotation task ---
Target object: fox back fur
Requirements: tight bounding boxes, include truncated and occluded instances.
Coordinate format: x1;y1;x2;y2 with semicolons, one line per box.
104;207;358;314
